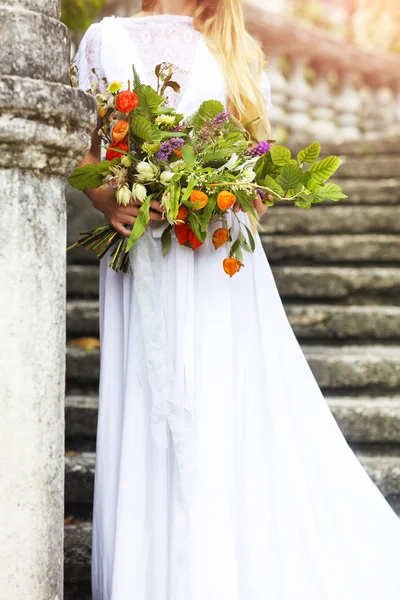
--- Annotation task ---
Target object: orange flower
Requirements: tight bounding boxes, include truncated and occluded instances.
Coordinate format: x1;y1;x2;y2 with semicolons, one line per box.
112;120;129;143
106;140;128;161
175;222;191;245
217;190;236;211
190;190;208;210
177;205;189;222
212;228;229;249
99;106;106;117
187;230;203;250
223;257;243;277
173;149;183;158
115;89;138;114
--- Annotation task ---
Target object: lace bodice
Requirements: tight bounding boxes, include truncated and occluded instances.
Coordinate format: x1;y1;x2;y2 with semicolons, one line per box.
73;14;274;112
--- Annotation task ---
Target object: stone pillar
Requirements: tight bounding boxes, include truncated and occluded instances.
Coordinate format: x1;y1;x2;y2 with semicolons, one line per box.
0;1;96;598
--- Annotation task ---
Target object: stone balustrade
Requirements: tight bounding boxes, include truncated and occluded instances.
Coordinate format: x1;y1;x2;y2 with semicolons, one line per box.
244;3;400;143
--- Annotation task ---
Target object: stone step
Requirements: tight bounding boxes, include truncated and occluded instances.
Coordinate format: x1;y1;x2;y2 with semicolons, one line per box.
67;265;99;299
67;265;400;304
261;205;400;235
66;301;400;341
272;266;400;303
66;345;400;392
320;155;400;179
63;451;400;593
304;345;400;391
64;451;400;506
325;177;400;205
287;305;400;341
65;394;400;444
262;234;400;264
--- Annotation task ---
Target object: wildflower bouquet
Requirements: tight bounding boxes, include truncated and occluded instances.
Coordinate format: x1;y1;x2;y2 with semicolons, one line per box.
68;63;346;276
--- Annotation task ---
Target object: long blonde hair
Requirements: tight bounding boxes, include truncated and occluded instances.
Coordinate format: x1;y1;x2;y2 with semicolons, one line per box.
142;0;272;142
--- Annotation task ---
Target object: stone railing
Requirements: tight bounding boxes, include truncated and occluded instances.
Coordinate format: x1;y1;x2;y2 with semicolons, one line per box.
244;3;400;144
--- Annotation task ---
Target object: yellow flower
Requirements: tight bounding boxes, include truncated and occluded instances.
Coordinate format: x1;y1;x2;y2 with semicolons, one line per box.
107;81;123;94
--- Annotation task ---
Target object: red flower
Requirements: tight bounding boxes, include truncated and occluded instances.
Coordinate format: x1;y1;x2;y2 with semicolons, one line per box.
175;222;190;245
174;222;203;250
187;230;203;249
115;90;138;114
106;140;129;161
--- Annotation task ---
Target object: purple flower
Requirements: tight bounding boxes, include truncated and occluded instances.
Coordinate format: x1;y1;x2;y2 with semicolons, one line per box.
213;110;230;126
172;122;189;132
249;140;271;157
155;137;185;161
256;188;267;200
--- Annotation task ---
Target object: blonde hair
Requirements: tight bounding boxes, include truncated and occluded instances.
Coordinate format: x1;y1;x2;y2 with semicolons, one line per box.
142;0;272;142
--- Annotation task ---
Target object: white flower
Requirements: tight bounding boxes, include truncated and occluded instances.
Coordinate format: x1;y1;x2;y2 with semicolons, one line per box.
115;185;132;206
131;182;147;203
136;161;159;182
160;171;174;186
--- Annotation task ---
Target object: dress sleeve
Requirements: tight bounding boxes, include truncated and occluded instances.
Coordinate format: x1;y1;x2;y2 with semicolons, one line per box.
260;68;274;112
72;22;106;93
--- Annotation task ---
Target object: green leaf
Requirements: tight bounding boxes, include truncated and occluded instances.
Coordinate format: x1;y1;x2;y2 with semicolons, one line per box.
270;145;291;166
307;155;342;184
293;194;313;209
238;231;251;252
302;172;322;193
254;153;281;180
181;175;196;203
276;161;303;191
263;175;284;198
161;224;172;256
125;196;151;252
181;144;196;167
234;190;258;219
244;225;256;252
317;182;348;201
68;159;117;190
131;114;162;143
191;100;225;131
200;193;217;229
187;212;208;242
297;142;321;165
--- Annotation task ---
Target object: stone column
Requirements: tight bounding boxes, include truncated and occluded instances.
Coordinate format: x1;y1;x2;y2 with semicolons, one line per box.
0;1;96;598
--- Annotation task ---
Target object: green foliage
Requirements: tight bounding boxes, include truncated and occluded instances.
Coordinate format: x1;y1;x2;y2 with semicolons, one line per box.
131;114;162;143
297;141;321;165
161;224;172;256
276;161;303;190
190;100;226;132
61;0;105;33
67;158;119;189
269;145;292;166
125;196;152;252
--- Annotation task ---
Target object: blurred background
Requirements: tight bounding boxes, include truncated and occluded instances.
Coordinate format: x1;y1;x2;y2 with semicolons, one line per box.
63;3;400;600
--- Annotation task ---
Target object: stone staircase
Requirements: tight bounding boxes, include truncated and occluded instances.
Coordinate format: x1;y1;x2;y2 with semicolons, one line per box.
64;137;400;599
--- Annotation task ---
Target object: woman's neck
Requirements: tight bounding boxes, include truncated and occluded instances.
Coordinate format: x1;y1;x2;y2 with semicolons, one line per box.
133;1;197;17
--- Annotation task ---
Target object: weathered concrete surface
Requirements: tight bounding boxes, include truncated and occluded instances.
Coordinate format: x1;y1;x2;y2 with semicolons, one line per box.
304;345;400;391
65;395;99;438
67;265;100;298
0;0;96;597
262;234;400;263
271;266;400;303
262;206;400;235
286;305;400;340
330;398;400;443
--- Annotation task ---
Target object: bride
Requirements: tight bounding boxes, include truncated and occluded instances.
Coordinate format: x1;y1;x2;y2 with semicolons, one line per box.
73;1;400;599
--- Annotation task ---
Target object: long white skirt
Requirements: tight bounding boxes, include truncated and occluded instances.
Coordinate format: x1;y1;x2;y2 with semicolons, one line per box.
91;210;400;600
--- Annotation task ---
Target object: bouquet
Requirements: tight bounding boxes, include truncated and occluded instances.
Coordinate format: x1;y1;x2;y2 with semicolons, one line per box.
68;62;346;276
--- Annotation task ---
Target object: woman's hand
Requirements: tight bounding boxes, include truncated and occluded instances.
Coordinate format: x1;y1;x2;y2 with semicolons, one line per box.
232;193;267;216
86;186;164;238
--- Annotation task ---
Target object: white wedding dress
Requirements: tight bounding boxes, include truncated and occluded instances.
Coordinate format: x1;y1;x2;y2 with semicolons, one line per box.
74;14;400;600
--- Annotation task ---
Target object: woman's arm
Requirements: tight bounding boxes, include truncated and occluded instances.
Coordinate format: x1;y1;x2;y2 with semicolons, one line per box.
79;126;164;238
